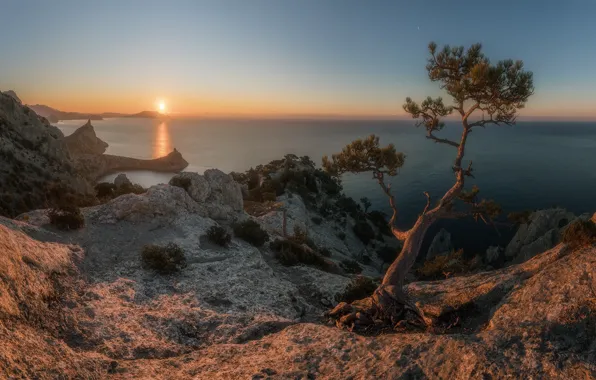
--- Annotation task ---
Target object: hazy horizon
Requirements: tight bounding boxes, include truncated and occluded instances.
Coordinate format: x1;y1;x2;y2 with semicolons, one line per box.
2;0;596;120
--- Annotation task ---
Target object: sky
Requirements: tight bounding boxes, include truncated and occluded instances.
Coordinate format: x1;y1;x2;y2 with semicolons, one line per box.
1;0;595;119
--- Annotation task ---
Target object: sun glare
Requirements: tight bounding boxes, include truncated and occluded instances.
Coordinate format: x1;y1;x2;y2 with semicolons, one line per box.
159;102;166;112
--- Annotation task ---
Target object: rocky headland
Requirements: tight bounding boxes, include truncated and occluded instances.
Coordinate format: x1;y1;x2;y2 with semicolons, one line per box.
0;92;188;217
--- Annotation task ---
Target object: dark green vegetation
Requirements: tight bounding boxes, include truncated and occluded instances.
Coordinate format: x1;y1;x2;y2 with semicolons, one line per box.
233;219;269;247
206;225;232;247
335;276;379;303
270;238;332;272
562;219;596;249
141;243;187;274
169;176;192;191
416;249;471;280
340;259;363;274
376;245;398;263
48;205;85;230
94;182;145;200
353;221;375;245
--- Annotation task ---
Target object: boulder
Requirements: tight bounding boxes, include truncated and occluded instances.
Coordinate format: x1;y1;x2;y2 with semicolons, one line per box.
426;228;453;260
485;245;504;265
169;170;243;221
505;208;576;263
113;173;132;187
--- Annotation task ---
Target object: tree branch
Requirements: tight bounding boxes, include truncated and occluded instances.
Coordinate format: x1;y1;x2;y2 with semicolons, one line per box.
463;103;480;121
422;192;431;215
426;132;460;148
374;171;411;241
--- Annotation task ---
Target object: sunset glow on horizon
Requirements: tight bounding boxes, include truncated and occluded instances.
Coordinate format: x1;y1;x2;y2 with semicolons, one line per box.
1;1;595;120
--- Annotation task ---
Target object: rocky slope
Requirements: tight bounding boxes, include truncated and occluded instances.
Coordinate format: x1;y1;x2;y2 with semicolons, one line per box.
0;92;92;217
0;162;595;378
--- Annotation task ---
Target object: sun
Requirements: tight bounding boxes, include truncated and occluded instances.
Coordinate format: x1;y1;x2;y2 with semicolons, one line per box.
158;102;166;112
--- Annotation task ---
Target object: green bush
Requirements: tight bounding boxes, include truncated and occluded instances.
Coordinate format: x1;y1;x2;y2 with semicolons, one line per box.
367;210;392;236
340;259;362;274
562;219;596;248
320;247;332;257
95;182;145;201
141;243;187;274
335;276;378;303
206;225;232;247
48;205;85;230
95;182;116;198
233;219;269;247
417;249;468;280
336;195;361;219
353;221;375;245
270;239;332;271
114;183;145;197
337;232;346;240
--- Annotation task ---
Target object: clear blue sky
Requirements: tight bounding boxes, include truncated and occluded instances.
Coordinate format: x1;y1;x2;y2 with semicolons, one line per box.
1;0;595;118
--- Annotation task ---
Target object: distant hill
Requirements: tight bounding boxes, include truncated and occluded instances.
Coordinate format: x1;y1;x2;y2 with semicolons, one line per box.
124;110;165;119
28;104;104;123
28;104;164;122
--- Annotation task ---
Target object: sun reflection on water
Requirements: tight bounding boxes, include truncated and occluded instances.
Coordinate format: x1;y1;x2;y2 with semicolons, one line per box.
153;122;172;158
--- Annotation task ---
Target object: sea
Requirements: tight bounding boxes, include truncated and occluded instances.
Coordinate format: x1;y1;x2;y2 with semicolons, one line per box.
57;118;596;256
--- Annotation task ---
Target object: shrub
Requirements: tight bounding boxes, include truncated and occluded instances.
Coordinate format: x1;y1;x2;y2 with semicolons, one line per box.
335;276;378;303
95;182;116;198
353;221;375;245
292;225;309;244
262;192;277;202
336;195;361;219
48;205;85;230
311;216;323;225
320;247;332;257
359;254;371;265
508;210;533;225
377;246;398;263
270;239;332;271
417;249;468;280
562;219;596;248
206;225;231;247
169;176;192;191
114;183;145;197
141;243;187;274
337;232;346;240
367;210;392;236
340;259;362;274
233;219;269;247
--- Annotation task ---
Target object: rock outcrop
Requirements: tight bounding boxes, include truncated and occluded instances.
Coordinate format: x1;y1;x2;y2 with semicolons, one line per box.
505;208;580;263
169;170;243;221
62;120;189;181
113;173;132;187
63;119;109;155
426;228;453;260
0;92;92;217
2;184;595;378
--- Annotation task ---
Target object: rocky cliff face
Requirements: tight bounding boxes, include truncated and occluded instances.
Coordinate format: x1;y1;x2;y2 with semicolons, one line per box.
0;92;92;217
63;121;188;181
63;119;109;155
1;178;595;378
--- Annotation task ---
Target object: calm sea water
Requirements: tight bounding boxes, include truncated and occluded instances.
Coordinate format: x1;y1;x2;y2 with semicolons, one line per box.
57;118;596;254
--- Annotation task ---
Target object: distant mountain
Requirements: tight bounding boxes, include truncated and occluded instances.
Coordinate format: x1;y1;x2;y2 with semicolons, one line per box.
27;104;165;122
124;110;165;119
28;104;104;123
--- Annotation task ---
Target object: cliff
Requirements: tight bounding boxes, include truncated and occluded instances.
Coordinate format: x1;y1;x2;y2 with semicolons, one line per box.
1;171;595;378
63;119;109;155
0;92;92;217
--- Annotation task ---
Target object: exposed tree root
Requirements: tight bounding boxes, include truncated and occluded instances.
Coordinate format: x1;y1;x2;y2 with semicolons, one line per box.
327;285;431;334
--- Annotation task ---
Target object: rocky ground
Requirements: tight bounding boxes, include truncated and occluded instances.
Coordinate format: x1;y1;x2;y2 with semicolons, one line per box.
1;162;595;378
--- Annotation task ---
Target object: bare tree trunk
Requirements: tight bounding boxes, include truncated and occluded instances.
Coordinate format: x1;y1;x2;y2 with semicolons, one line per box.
382;212;437;288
